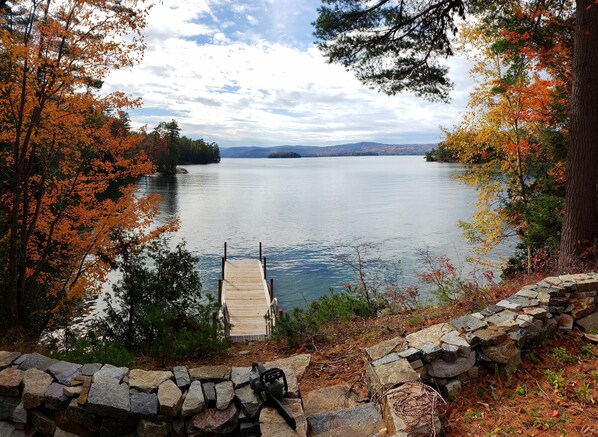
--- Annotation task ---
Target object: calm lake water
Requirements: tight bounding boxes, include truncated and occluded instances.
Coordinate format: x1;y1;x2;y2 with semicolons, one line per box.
132;156;491;310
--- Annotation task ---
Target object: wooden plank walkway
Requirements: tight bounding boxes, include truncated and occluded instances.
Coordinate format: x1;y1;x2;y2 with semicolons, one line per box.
221;258;273;342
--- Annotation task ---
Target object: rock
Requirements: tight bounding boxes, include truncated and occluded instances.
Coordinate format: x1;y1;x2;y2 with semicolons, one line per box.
0;367;23;396
136;419;172;437
54;429;80;437
130;390;158;419
239;421;261;437
0;352;21;371
397;347;423;362
481;341;520;365
571;298;596;319
560;275;598;291
44;382;70;410
418;343;443;362
235;384;261;419
22;367;53;408
516;288;539;299
80;363;102;377
440;331;471;356
302;385;359;416
77;375;92;405
557;314;574;331
365;337;405;361
372;352;401;367
443;379;463;399
406;323;451;348
0;421;21;437
173;418;185;436
189;365;231;382
181;381;205;417
93;364;128;384
86;381;130;419
0;395;21;420
410;359;424;369
450;314;488;332
63;385;82;397
215;380;235;410
523;306;549;318
231;367;251;388
17;352;58;371
157;379;182;416
383;384;442;437
485;310;520;330
480;305;505;316
474;327;508;346
427;350;476;378
31;410;56;434
577;312;598;331
259;398;307;437
11;401;26;425
129;369;173;393
47;361;82;385
265;354;311;378
307;403;383;437
441;343;460;362
516;314;535;327
365;358;419;394
66;398;97;428
99;417;137;436
202;381;217;408
185;402;238;436
173;366;191;391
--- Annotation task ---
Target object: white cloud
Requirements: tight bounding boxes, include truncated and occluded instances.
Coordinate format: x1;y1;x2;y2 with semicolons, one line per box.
102;0;474;147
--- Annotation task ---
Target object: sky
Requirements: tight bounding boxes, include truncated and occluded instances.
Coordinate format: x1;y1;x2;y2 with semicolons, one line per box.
102;0;476;148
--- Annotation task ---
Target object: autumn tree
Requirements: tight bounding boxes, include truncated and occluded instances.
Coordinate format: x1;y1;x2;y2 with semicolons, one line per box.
314;0;597;269
0;0;156;334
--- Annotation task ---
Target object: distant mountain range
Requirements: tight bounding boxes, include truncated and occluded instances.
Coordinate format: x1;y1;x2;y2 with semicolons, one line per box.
219;142;436;158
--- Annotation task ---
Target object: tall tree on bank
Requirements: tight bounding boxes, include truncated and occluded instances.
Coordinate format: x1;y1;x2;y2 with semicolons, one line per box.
0;0;156;333
314;0;597;268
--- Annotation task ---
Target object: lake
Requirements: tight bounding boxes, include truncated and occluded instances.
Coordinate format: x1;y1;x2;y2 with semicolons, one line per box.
132;155;493;311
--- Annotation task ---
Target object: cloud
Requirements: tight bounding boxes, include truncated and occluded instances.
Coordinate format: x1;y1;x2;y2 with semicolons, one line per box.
102;0;474;147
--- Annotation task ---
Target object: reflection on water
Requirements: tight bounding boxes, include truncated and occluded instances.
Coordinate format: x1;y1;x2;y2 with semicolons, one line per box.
134;156;501;310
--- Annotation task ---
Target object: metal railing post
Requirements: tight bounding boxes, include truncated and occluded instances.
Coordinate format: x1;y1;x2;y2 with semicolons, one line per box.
269;278;274;301
263;257;267;278
259;242;262;261
223;241;227;261
218;279;223;304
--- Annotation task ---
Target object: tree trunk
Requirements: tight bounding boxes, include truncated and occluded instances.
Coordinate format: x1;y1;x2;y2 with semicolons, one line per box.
559;0;598;270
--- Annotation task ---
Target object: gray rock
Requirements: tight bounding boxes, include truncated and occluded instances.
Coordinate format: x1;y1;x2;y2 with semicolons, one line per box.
444;379;463;399
44;382;70;410
157;379;182;416
215;380;235;410
516;314;535;328
130;390;158;419
17;353;57;371
365;358;419;394
63;385;82;398
418;343;443;362
136;419;171;437
66;398;96;427
410;359;424;369
181;381;205;417
0;367;23;396
129;369;173;393
516;288;539;299
80;363;102;376
577;312;598;331
231;367;251;388
302;384;359;416
474;327;508;345
372;352;401;367
481;305;505;316
239;421;260;437
365;337;404;361
307;403;382;436
265;354;311;378
11;401;26;425
47;361;82;385
259;398;307;437
406;323;451;348
235;384;262;419
0;395;20;420
189;365;231;382
202;381;217;408
22;368;53;409
0;352;22;371
93;364;128;384
450;315;488;332
86;381;130;419
173;366;190;390
441;343;460;362
54;428;80;437
185;402;238;436
440;331;471;356
523;306;549;318
0;420;24;437
397;347;423;362
485;310;520;330
427;350;476;378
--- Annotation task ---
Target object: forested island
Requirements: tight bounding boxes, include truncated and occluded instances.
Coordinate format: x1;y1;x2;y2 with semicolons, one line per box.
268;152;302;158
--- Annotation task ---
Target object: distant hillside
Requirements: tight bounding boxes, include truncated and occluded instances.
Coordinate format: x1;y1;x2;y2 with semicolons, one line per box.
220;142;436;158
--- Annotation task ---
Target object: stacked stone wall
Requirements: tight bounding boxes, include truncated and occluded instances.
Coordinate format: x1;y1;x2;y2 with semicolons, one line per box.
0;272;596;436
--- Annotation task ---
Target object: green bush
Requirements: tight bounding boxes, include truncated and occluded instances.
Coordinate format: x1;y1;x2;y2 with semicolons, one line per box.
271;289;374;348
50;335;135;367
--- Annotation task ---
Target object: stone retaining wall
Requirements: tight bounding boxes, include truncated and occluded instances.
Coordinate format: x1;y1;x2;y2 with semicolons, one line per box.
0;272;596;436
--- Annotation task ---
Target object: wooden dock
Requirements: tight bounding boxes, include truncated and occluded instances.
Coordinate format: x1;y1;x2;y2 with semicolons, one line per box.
218;243;278;342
